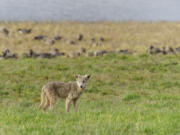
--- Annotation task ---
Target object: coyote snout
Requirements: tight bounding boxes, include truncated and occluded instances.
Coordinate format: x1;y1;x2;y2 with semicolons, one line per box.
40;74;91;112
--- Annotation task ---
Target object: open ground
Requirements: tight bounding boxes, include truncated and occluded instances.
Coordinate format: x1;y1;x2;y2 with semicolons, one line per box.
0;22;180;135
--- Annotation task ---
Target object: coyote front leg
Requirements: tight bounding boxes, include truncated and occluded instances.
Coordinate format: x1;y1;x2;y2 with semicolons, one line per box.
73;99;78;112
66;98;71;112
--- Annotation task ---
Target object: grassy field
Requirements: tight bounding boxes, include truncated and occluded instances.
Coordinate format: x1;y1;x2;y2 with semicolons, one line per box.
1;22;180;55
0;53;180;135
0;22;180;134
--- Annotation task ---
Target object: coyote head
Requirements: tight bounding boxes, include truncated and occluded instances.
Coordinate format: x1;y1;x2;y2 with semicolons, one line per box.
75;74;91;89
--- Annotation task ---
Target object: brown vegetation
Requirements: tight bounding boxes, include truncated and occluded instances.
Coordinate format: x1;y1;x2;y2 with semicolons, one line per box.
0;21;180;57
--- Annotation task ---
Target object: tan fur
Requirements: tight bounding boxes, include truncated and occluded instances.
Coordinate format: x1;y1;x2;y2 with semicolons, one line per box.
40;74;91;112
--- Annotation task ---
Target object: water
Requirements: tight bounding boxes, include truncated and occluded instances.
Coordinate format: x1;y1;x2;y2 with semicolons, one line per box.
0;0;180;21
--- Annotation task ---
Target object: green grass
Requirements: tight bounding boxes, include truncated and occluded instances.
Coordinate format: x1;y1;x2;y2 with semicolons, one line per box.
0;54;180;135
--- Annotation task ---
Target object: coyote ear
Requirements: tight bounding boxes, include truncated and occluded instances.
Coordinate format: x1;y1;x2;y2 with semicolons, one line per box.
86;74;91;79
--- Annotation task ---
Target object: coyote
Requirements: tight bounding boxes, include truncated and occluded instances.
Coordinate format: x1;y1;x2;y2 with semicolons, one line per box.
40;74;91;112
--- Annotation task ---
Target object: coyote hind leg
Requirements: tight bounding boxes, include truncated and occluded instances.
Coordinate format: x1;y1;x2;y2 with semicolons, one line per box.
49;96;57;111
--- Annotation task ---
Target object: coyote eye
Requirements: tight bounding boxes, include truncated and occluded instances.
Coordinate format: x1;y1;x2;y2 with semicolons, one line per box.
83;81;85;83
